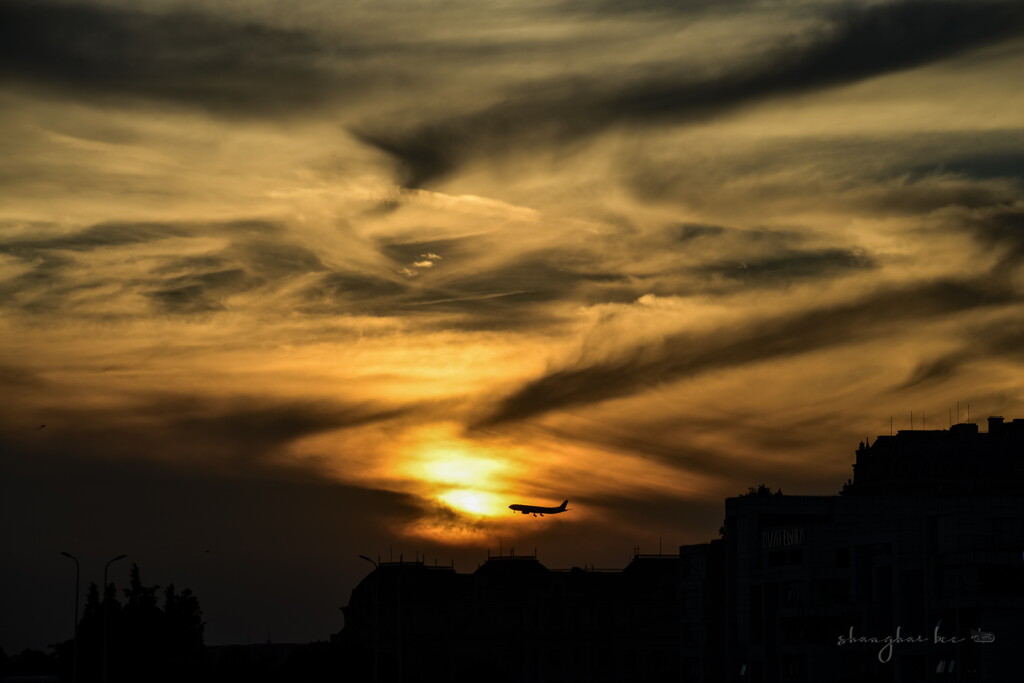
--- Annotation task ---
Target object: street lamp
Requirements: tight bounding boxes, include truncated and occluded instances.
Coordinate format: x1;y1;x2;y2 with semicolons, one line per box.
59;552;80;683
358;555;379;683
102;554;127;683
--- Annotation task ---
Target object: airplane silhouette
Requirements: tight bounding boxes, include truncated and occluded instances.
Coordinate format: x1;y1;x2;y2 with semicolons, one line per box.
508;499;569;517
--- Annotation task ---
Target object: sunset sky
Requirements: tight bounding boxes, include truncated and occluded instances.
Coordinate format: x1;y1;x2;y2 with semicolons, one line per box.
3;0;1024;650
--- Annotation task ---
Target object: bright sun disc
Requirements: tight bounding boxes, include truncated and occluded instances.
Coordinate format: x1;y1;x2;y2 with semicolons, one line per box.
438;489;504;517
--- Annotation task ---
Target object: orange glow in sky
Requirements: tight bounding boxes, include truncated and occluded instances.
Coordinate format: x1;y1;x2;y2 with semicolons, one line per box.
6;0;1024;653
398;424;519;534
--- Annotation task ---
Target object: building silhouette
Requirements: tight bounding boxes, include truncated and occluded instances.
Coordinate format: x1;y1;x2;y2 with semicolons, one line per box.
338;550;682;683
337;419;1024;682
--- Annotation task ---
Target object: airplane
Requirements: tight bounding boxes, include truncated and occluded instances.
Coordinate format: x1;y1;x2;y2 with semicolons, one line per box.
508;499;570;517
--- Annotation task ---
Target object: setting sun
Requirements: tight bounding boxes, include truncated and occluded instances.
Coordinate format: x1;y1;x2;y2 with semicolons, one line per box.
437;489;505;517
396;424;519;527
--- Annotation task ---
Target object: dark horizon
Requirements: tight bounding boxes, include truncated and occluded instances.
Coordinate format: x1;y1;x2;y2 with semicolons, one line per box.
7;415;1023;661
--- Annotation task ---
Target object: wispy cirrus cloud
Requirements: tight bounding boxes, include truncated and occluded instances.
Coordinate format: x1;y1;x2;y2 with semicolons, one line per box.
358;0;1024;186
477;276;1019;427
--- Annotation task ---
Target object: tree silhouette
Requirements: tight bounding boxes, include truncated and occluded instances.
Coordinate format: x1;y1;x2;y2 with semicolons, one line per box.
59;564;206;683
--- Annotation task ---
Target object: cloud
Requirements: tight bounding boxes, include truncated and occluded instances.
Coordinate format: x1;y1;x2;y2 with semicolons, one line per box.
965;206;1024;274
898;311;1024;389
621;129;1024;216
0;363;45;388
0;221;191;255
0;219;329;316
477;277;1019;426
697;248;874;285
358;1;1024;186
1;390;411;470
0;0;338;116
557;0;758;17
148;268;252;313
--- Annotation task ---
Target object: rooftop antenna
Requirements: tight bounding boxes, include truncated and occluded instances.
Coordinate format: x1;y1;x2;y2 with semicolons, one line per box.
949;408;952;428
968;403;971;423
957;401;960;423
911;411;914;430
890;416;893;436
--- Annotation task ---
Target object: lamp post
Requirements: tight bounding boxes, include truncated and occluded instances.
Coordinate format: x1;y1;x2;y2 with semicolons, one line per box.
102;554;127;683
358;555;379;683
59;552;80;683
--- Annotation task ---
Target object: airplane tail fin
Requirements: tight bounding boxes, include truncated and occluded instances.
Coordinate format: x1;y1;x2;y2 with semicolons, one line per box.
559;499;569;510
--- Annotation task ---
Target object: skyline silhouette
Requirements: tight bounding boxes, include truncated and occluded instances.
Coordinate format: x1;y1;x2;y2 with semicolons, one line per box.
7;418;1024;682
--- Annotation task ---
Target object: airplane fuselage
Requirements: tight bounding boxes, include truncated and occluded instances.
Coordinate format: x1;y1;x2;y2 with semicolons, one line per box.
509;500;569;516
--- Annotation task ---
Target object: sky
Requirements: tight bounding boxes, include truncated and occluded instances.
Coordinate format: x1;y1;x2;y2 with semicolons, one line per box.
3;0;1024;651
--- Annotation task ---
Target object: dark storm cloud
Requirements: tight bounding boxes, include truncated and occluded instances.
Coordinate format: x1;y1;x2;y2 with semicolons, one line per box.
4;391;409;468
966;207;1024;274
359;1;1024;186
151;395;408;463
477;277;1018;426
969;207;1024;245
540;409;867;495
542;422;745;477
698;248;873;284
0;0;336;116
898;352;970;389
899;314;1024;389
